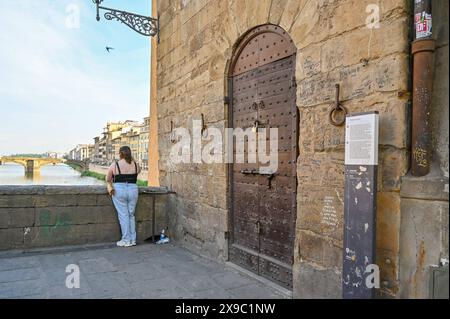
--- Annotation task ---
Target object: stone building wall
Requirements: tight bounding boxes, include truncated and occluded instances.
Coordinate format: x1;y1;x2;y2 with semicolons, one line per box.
430;0;449;178
398;0;449;299
0;186;168;251
156;0;412;298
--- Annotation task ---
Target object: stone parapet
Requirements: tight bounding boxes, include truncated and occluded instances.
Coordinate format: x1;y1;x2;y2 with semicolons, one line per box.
0;186;169;251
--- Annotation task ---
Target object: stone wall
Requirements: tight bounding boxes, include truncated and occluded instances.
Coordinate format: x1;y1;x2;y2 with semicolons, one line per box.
430;0;449;177
156;0;411;298
398;0;449;299
0;186;168;251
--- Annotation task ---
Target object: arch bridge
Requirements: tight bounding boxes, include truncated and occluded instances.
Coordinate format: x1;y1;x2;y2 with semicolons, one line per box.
0;157;65;174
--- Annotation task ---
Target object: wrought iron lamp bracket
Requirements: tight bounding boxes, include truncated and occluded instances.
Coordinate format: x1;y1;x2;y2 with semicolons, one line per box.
93;0;159;41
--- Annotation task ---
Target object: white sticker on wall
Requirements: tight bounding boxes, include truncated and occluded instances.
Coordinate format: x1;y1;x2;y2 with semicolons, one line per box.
345;113;379;166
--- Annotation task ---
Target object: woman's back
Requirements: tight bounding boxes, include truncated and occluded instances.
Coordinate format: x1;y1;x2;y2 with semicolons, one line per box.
114;159;141;175
106;159;142;182
106;145;140;247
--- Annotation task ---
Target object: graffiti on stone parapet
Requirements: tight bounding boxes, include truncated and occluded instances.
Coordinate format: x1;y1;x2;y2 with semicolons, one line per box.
415;86;431;104
340;66;361;80
376;67;393;90
299;75;338;106
413;146;428;168
299;54;401;107
302;56;321;77
322;196;339;228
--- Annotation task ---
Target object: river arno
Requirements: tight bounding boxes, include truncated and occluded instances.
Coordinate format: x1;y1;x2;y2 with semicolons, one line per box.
0;163;105;185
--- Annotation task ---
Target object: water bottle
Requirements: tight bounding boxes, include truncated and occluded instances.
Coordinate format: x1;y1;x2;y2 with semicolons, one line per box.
156;229;169;244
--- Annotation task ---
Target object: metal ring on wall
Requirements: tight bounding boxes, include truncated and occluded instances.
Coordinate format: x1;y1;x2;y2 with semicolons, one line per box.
329;104;348;126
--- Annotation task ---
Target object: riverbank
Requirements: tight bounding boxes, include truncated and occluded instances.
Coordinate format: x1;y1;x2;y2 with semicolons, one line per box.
88;163;148;186
89;164;149;182
68;163;148;187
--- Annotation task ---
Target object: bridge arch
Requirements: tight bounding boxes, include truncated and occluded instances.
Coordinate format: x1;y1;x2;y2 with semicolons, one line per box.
0;157;65;174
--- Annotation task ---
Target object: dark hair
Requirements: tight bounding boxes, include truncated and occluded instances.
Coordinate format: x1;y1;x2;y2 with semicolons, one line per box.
119;146;133;164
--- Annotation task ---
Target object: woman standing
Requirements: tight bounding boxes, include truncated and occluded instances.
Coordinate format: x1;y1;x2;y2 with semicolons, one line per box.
106;146;141;247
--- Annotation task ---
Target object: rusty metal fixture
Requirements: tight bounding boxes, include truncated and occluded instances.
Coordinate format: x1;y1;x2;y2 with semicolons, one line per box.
411;0;435;176
92;0;159;38
329;84;348;126
411;39;436;176
200;113;207;136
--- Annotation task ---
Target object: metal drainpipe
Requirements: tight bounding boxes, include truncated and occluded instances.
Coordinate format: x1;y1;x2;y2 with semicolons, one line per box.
411;0;436;176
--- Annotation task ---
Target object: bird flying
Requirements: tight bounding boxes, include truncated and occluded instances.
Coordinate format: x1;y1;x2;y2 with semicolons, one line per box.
105;46;114;53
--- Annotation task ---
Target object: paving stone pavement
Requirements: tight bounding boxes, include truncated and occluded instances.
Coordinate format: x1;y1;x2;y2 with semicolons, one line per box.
0;243;288;299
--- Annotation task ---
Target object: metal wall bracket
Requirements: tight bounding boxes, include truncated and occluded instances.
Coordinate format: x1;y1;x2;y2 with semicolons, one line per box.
93;0;159;40
329;84;348;126
201;113;208;136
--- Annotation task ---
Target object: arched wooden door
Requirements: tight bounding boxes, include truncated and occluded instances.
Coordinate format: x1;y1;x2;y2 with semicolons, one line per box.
228;24;298;289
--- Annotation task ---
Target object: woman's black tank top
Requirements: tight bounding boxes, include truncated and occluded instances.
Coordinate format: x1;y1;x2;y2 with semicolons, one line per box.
113;161;138;184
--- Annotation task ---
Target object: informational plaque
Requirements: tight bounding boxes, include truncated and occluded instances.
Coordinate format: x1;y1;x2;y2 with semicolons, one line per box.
343;111;379;299
345;113;379;166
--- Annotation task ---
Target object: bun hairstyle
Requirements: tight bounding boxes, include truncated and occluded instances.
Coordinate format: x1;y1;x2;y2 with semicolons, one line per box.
119;146;133;164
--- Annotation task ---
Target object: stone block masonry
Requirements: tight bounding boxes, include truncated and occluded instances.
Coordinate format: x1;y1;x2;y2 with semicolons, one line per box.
0;186;169;251
156;0;412;298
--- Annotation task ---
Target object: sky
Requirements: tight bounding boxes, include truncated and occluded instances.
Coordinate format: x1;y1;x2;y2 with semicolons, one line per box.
0;0;152;155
